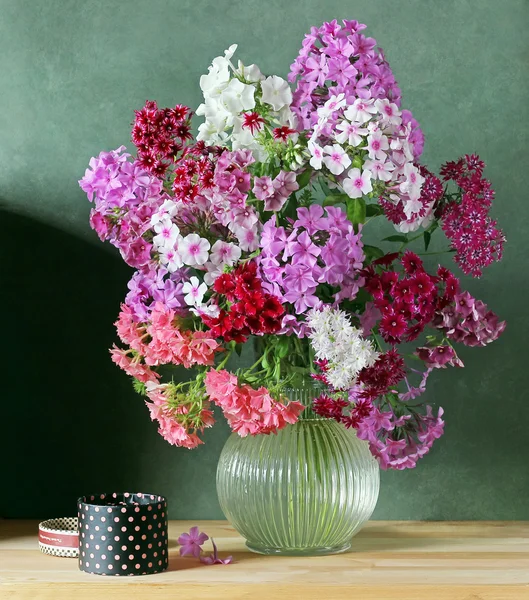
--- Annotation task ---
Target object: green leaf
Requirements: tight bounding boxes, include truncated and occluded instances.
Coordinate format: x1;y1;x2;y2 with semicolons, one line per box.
363;245;385;261
383;235;409;243
281;193;298;220
234;343;243;357
276;337;290;358
424;231;432;251
366;204;383;217
296;169;312;190
346;197;366;226
323;193;349;207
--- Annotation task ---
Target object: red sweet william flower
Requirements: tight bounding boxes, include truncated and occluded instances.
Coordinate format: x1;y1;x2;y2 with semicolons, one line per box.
273;126;297;141
242;112;265;135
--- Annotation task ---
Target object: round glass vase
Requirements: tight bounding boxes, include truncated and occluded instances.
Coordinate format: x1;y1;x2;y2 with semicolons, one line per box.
216;381;380;556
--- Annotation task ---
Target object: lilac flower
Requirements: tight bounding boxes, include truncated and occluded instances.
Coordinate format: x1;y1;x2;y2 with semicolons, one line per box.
416;345;464;368
253;176;274;200
273;171;299;197
178;526;209;558
200;539;233;565
294;205;327;235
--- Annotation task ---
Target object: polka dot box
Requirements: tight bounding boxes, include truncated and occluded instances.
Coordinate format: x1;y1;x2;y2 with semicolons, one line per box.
78;492;168;576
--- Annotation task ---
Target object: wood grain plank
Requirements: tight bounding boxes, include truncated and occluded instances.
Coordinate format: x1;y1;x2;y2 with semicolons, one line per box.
1;520;528;599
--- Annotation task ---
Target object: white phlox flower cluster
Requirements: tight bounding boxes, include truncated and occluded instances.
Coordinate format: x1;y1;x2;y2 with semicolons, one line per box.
196;45;297;161
307;306;379;390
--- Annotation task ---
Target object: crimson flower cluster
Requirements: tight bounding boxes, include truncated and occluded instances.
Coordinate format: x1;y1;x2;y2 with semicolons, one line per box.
171;142;222;203
439;154;504;277
132;100;192;177
313;393;372;428
202;262;285;343
363;251;460;345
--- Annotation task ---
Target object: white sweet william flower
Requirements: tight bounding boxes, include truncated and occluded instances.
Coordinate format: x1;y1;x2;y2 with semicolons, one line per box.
209;240;242;267
180;233;211;266
322;144;351;175
191;302;220;319
182;276;208;307
221;78;256;113
366;131;389;161
344;98;377;124
260;75;292;111
334;120;368;147
307;306;379;390
152;218;180;249
342;168;373;199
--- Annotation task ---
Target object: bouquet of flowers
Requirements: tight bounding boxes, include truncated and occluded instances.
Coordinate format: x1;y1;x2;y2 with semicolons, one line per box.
80;19;505;470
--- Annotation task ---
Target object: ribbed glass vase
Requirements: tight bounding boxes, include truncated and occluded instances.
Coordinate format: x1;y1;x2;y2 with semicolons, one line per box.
216;381;380;555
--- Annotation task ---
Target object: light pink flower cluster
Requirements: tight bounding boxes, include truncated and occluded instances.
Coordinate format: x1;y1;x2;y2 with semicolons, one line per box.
253;170;299;212
145;382;215;449
205;369;305;436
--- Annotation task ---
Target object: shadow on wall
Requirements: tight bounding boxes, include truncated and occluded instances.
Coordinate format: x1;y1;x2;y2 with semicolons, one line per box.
0;209;161;517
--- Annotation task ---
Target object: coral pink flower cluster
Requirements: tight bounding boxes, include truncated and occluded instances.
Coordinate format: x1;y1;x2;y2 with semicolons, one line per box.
113;301;221;372
144;382;215;449
205;370;305;436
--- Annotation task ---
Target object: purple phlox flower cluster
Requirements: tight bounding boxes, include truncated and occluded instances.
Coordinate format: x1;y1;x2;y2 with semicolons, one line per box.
258;204;365;317
125;266;188;322
79;146;165;268
434;290;506;347
289;20;419;146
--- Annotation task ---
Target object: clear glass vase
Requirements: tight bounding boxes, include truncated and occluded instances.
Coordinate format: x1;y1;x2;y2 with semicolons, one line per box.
216;381;380;555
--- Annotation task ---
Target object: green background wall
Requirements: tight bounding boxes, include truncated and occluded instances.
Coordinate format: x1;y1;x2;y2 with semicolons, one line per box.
1;0;527;520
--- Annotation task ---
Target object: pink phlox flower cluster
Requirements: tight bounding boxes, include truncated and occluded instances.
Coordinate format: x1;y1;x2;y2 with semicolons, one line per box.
205;369;305;436
258;204;365;316
434;291;506;347
202;149;261;253
253;170;299;212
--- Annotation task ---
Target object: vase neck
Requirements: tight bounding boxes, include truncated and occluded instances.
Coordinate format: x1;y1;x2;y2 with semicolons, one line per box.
281;381;326;421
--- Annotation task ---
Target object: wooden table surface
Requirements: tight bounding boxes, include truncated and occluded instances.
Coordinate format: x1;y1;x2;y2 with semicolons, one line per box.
1;520;528;599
